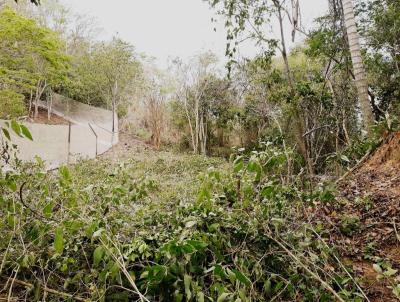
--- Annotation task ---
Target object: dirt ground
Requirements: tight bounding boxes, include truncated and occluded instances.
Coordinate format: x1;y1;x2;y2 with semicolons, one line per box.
101;131;153;160
27;108;70;125
316;132;400;301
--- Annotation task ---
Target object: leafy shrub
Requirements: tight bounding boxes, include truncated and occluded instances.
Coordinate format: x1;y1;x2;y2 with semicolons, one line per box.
0;89;26;119
0;143;365;301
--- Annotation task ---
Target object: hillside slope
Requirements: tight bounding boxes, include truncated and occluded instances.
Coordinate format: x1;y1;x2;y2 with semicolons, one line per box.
319;132;400;301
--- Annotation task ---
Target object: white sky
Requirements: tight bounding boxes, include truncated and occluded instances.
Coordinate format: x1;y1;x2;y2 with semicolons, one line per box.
60;0;328;67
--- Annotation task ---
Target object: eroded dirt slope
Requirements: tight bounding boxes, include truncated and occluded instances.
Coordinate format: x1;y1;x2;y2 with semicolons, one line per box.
317;132;400;301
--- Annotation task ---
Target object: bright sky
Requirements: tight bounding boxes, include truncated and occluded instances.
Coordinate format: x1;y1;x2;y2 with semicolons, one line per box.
61;0;328;67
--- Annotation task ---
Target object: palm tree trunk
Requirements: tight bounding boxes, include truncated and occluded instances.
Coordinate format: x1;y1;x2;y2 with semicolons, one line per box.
342;0;374;132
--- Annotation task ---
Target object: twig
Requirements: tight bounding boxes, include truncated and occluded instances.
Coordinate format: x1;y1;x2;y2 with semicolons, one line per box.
336;148;373;184
2;277;86;301
7;267;19;302
310;228;370;301
303;125;331;137
266;232;346;302
19;182;56;222
99;237;150;302
393;219;400;244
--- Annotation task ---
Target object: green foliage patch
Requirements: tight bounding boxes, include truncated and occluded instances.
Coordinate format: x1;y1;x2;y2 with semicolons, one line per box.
0;143;367;301
0;89;27;119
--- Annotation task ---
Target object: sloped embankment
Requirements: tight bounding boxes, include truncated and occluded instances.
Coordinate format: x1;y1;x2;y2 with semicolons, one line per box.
319;132;400;301
339;132;400;255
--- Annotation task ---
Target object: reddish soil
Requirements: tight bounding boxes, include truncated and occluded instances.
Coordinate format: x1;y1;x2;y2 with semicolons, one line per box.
27;108;69;125
316;132;400;301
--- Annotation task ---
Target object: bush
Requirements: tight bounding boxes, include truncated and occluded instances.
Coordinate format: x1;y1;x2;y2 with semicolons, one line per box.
0;89;27;119
0;142;365;301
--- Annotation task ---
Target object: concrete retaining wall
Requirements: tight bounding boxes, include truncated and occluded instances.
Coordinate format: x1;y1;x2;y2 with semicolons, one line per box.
1;95;118;170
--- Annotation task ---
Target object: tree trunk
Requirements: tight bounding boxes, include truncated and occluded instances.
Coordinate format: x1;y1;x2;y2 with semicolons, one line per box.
342;0;374;132
47;90;53;121
28;89;33;118
275;1;294;89
182;94;196;153
34;79;47;120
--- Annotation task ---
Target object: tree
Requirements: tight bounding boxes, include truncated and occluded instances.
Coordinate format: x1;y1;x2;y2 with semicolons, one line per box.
342;0;374;131
144;83;166;149
0;8;69;119
173;52;220;155
65;38;142;127
208;0;319;173
357;0;400;120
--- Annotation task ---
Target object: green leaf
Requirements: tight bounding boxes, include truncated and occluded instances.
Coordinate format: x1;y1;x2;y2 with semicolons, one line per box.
234;157;244;173
373;263;383;274
184;274;192;300
197;291;205;302
383;267;398;277
226;268;236;284
248;160;262;180
20;124;33;140
186;240;208;250
54;228;64;254
92;228;104;239
174;291;183;302
59;166;71;181
7;181;17;192
214;265;227;279
93;246;105;267
232;269;251;286
341;155;350;163
185;220;197;228
43;202;54;218
264;278;272;295
11;120;21;137
217;293;230;302
2;128;11;140
393;284;400;298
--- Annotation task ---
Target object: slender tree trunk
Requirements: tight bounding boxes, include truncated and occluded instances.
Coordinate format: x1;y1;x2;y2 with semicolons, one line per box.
34;79;47;120
342;0;374;132
274;0;313;174
275;1;294;89
47;90;53;121
183;94;196;153
34;81;40;120
28;89;33;118
194;97;200;154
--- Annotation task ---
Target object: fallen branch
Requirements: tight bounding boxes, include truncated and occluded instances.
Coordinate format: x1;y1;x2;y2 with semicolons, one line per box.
2;277;86;301
19;182;56;222
336;148;372;184
265;233;346;302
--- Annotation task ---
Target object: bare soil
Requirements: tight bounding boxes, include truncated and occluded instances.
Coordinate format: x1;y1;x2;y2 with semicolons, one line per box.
27;108;69;125
316;132;400;301
100;131;154;160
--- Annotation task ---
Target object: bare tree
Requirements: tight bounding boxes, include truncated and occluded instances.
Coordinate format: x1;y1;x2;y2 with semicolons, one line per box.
173;52;218;155
146;91;165;149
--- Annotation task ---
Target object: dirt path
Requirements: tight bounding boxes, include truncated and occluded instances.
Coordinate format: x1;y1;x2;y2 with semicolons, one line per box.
100;132;153;160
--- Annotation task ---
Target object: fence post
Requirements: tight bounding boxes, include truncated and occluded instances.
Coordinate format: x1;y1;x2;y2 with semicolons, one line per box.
88;123;98;156
67;122;71;164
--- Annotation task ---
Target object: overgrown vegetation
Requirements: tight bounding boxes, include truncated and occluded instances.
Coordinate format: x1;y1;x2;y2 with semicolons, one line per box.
1;0;399;300
1;134;376;301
